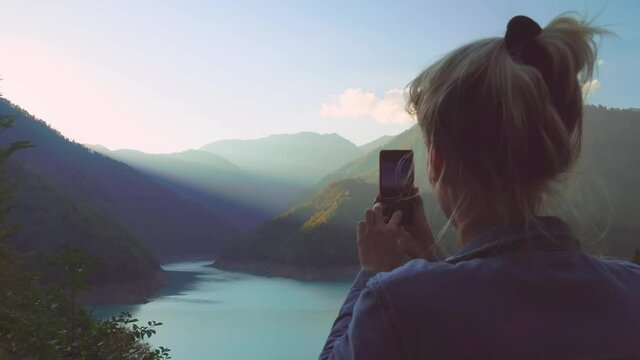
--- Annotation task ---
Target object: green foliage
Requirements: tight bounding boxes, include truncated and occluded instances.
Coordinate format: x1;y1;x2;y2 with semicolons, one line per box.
0;230;173;359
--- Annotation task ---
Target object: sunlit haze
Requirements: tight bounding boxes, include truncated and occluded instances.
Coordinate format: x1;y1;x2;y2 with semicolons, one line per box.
0;0;638;152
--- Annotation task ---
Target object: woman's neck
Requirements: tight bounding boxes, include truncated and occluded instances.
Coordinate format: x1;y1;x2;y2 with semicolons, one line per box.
457;211;528;246
458;220;499;247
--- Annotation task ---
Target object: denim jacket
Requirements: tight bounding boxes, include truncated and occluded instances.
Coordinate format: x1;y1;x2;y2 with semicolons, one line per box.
319;216;640;359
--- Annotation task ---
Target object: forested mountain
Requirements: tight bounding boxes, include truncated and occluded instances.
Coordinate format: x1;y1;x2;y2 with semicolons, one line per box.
87;147;302;229
0;98;239;293
215;106;640;278
9;164;160;287
214;179;377;279
200;132;364;188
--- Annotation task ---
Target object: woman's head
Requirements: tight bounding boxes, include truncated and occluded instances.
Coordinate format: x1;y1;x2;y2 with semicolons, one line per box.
407;14;607;229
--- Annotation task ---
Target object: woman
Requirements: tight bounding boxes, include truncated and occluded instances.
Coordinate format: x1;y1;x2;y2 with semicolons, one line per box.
319;14;640;360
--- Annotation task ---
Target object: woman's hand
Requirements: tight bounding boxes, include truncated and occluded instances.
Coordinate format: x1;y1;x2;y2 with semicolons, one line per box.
396;190;440;261
356;204;404;272
374;189;441;261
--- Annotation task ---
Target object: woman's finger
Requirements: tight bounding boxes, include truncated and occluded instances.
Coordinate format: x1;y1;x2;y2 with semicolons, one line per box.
365;209;376;227
388;210;403;227
372;202;385;223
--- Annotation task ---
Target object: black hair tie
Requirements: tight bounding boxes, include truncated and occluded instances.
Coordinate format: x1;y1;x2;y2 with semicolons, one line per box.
504;15;552;81
505;15;542;61
504;15;559;108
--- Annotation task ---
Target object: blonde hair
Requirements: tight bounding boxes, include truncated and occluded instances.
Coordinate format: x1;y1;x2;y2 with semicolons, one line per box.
407;14;609;232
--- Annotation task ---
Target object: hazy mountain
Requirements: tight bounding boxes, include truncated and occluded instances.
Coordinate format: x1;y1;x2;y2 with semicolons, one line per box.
200;132;364;188
316;125;428;188
0;98;239;268
88;147;302;229
358;135;394;154
216;106;640;279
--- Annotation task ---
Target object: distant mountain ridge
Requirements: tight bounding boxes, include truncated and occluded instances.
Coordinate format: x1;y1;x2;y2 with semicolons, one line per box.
200;132;364;188
87;146;305;229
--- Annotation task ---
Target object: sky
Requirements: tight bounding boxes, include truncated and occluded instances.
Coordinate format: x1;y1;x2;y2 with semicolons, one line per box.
0;0;638;153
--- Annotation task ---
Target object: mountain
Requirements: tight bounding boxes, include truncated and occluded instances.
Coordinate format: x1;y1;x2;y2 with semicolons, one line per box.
214;179;377;279
358;135;394;154
0;98;239;297
215;106;640;279
87;147;301;229
200;132;364;188
316;125;428;189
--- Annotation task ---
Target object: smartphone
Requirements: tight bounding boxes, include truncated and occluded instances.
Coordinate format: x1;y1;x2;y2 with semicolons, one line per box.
379;150;414;225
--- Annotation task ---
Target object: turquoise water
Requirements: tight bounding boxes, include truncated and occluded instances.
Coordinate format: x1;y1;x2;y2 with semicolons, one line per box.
92;261;351;360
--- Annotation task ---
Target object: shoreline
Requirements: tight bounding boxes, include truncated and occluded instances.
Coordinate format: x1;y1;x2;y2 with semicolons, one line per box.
211;258;359;281
80;269;168;305
158;253;217;264
86;258;357;306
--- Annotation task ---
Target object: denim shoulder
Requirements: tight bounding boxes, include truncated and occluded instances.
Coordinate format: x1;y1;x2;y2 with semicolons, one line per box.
595;257;640;282
371;258;457;295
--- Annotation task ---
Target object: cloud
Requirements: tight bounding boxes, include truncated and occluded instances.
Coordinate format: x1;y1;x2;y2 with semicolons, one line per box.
320;88;413;124
582;79;601;97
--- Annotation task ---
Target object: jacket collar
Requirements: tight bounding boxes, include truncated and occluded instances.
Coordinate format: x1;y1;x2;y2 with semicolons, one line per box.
444;216;581;264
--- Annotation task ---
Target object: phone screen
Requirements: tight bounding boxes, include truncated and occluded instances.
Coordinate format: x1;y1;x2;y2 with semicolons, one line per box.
380;150;414;198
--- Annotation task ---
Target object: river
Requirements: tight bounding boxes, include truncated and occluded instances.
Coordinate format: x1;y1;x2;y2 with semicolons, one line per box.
92;261;351;360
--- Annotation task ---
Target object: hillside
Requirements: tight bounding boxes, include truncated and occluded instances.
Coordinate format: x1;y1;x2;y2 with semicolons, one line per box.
216;106;640;279
88;147;302;229
200;132;363;188
7;165;165;302
0;98;239;298
214;179;378;279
